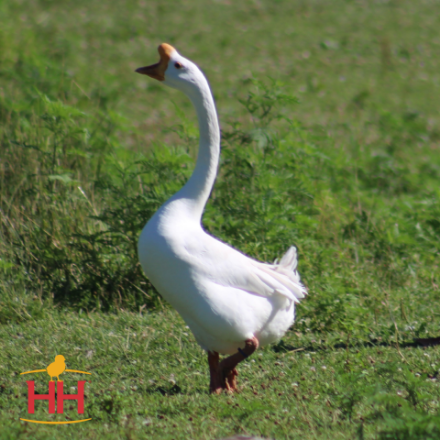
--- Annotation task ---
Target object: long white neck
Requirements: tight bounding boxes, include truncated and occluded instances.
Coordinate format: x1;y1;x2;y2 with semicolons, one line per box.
170;76;220;221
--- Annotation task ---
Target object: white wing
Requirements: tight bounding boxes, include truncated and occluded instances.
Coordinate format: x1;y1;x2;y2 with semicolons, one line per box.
186;235;307;304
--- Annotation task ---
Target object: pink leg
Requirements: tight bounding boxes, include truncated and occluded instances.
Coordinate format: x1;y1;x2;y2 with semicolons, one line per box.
208;351;222;394
218;336;260;393
224;367;239;392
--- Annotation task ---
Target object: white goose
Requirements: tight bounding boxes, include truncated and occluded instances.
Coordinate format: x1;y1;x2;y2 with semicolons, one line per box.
136;44;307;394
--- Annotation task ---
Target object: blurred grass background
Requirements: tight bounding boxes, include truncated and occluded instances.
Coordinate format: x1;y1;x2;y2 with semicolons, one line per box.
1;0;439;439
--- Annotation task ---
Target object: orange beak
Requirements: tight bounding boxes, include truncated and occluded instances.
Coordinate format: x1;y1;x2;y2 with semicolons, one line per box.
135;43;176;81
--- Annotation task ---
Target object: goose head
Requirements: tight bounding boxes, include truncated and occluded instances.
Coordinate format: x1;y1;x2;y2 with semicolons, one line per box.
136;43;206;96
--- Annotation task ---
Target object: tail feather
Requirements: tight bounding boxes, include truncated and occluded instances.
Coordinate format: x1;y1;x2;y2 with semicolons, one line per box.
276;246;307;300
256;246;307;302
278;246;298;271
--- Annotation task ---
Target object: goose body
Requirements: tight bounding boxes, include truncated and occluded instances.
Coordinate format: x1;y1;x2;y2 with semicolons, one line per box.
136;44;307;392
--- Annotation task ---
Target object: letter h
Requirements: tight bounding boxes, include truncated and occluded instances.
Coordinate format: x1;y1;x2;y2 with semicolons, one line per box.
57;381;86;414
27;381;55;414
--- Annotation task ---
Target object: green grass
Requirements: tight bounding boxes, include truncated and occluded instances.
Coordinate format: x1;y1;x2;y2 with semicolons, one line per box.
1;0;439;438
1;310;440;439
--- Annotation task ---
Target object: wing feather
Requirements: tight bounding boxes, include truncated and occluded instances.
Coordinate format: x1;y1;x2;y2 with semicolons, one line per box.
198;242;307;303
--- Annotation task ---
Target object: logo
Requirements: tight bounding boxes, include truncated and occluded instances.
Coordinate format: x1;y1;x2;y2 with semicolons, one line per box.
20;355;92;425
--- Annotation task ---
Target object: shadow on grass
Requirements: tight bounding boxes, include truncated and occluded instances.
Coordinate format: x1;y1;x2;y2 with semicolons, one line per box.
273;336;440;354
146;384;183;396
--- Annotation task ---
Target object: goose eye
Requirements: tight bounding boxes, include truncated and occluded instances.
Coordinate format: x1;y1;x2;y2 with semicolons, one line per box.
174;62;183;69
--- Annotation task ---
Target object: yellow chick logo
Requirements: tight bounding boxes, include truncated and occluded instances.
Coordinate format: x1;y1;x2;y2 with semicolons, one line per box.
46;355;66;381
20;355;90;379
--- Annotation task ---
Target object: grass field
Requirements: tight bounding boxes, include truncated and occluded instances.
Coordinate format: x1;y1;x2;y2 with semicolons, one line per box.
1;0;439;439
